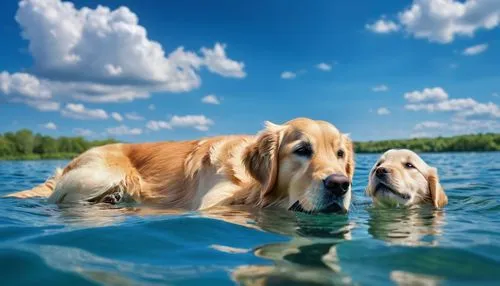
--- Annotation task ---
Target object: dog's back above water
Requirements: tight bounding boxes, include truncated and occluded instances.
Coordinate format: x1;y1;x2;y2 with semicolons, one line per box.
5;117;355;214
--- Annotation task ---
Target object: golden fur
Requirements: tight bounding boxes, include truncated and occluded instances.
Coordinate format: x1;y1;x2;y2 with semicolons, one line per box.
6;118;354;213
366;149;448;208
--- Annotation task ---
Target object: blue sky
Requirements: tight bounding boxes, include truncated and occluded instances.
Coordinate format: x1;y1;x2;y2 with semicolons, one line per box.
0;0;499;142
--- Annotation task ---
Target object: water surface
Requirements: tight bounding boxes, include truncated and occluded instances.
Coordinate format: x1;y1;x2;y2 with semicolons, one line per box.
0;153;499;285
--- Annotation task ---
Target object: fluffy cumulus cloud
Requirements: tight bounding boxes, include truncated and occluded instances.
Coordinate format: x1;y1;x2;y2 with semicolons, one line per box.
281;71;296;79
316;63;332;71
404;87;449;103
462;43;488;55
372;84;389;92
377;107;391;115
106;125;142;136
41;122;57;130
146;120;172;131
404;86;500;136
111;112;123;122
365;19;400;33
367;0;500;43
0;72;51;99
201;43;246;78
61;103;108;120
201;94;220;105
0;0;246;110
147;115;214;131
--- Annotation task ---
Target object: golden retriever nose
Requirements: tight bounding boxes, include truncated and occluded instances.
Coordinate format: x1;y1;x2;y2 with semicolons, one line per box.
323;174;350;196
375;167;389;178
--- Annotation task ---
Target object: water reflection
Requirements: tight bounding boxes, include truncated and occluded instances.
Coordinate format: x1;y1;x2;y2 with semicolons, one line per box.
367;206;445;246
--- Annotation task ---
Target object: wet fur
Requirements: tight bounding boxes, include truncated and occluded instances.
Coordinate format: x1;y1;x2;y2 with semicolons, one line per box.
5;118;354;213
366;149;448;208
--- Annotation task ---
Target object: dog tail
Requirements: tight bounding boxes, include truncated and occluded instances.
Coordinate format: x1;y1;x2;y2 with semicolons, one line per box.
4;168;63;199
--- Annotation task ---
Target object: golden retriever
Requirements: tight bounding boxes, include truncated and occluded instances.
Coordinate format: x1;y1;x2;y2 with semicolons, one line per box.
365;149;447;208
6;118;355;214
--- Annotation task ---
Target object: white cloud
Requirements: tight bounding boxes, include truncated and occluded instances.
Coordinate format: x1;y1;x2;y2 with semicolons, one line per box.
405;98;500;118
41;122;57;130
414;121;447;130
404;87;500;119
316;63;332;71
281;71;296;79
73;128;94;137
147;114;214;131
201;43;246;78
366;19;400;33
377;107;391;115
369;0;500;43
25;100;60;111
0;72;51;99
111;112;123;122
202;94;220;105
462;43;488;55
411;118;500;137
148;104;156;110
372;84;389;92
170;115;214;130
1;0;246;110
61;103;108;120
125;112;144;121
404;87;448;103
106;125;142;136
493;93;499;97
146;120;172;131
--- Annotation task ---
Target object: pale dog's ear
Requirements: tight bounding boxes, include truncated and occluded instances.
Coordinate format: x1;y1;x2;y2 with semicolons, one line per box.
243;121;285;206
342;134;355;181
427;167;448;208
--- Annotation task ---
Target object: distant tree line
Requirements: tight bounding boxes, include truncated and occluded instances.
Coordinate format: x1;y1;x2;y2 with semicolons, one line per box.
0;129;499;160
355;133;500;153
0;129;118;160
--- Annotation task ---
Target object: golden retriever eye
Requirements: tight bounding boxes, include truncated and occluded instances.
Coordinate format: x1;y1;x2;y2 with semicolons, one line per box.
337;150;345;159
375;161;382;167
404;162;415;169
293;143;313;157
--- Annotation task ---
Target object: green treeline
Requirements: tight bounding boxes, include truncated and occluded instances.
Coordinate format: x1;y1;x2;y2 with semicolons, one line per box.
355;133;500;153
0;129;118;160
0;130;499;160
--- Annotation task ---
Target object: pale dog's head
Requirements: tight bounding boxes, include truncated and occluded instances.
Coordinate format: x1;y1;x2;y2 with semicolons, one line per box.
366;149;447;208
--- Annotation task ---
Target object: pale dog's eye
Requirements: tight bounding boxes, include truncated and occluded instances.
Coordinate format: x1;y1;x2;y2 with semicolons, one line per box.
337;150;345;159
404;162;415;169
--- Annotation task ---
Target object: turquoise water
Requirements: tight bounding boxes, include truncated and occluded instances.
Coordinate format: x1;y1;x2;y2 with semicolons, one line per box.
0;153;499;285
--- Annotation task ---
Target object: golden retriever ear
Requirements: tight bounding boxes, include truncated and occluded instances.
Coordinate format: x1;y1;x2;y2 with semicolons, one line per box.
428;167;448;208
243;121;283;206
343;134;355;181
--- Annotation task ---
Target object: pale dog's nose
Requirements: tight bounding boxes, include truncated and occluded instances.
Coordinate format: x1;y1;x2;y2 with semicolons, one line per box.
323;174;350;197
376;167;390;178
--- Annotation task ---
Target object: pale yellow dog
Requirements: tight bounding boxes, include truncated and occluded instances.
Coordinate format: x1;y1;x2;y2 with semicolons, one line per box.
366;149;448;208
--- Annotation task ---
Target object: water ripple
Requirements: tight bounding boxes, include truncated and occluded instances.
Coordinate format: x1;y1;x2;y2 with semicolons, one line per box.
0;154;499;285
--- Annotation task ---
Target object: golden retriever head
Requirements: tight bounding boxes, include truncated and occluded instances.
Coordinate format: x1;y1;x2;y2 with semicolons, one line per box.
366;149;448;208
244;118;355;214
